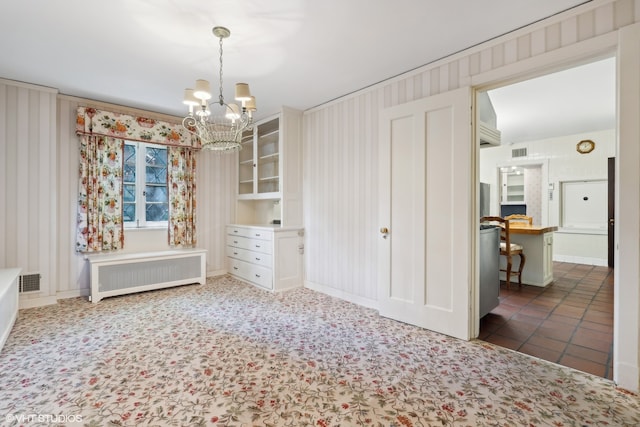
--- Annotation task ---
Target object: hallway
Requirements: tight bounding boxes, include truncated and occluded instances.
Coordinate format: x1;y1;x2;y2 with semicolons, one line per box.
479;262;614;379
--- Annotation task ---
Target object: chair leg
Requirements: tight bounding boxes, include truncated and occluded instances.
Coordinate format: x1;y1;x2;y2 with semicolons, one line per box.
517;253;526;287
505;256;512;290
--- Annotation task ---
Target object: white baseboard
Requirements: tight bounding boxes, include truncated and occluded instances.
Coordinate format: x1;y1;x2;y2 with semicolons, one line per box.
207;269;227;278
19;295;57;309
304;280;378;311
57;288;90;300
553;255;608;266
615;361;639;393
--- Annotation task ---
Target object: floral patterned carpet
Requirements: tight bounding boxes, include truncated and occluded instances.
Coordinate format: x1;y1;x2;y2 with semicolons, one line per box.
0;275;638;426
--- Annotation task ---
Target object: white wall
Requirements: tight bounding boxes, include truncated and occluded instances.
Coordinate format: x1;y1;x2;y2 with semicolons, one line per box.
0;79;58;307
479;128;615;265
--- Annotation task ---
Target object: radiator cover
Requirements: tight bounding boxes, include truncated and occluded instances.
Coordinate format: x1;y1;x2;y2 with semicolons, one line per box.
86;249;207;303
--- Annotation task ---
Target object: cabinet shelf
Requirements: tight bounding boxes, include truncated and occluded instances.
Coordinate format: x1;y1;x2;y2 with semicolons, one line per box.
259;153;279;162
240;159;254;165
259;176;279;182
258;129;279;139
240;179;254;184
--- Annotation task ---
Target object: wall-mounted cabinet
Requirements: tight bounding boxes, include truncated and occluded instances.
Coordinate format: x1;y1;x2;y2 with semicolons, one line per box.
236;107;302;227
239;118;281;197
501;170;525;204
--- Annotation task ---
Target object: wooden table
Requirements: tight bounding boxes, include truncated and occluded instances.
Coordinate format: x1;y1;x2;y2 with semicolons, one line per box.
510;224;558;235
502;224;558;287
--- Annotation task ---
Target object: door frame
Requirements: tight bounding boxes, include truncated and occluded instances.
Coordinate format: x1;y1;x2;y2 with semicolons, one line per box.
469;31;639;390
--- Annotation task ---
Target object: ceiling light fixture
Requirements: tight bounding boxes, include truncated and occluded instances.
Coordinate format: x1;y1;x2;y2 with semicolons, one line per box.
182;26;256;152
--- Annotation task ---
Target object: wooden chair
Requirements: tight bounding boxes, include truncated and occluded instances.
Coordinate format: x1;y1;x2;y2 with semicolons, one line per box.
480;216;526;289
505;214;533;226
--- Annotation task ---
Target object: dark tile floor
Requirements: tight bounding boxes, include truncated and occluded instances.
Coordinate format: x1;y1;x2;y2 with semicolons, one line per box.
479;262;614;379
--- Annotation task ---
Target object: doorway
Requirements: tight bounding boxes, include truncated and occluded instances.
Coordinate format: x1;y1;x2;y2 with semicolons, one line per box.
476;57;616;379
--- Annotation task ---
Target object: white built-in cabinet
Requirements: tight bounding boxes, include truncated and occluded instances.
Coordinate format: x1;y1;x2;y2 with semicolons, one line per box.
228;107;304;291
226;225;303;292
501;171;525;204
236;107;303;226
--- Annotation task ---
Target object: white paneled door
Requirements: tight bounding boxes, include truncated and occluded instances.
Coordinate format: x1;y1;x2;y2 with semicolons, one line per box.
378;87;473;340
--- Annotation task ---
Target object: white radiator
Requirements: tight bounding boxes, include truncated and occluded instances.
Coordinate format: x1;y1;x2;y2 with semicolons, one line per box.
86;249;207;303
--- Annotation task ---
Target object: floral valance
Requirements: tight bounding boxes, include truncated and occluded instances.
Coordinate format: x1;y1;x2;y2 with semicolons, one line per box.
76;106;197;148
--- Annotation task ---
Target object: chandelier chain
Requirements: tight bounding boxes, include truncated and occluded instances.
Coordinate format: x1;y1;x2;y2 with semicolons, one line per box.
218;35;224;105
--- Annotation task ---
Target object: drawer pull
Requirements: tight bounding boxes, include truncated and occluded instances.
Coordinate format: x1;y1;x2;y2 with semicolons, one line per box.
255;257;261;261
255;233;261;237
233;252;238;255
255;245;261;248
255;274;261;278
233;240;238;244
233;267;238;270
233;230;238;233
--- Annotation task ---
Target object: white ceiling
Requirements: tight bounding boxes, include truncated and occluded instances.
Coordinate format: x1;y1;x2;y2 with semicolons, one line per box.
486;57;616;144
0;0;600;133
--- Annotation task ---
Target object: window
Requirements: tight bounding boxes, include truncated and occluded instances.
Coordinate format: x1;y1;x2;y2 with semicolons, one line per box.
123;141;168;227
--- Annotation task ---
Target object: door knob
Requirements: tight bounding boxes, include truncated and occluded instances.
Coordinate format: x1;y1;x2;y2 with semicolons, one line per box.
380;227;389;239
609;218;614;226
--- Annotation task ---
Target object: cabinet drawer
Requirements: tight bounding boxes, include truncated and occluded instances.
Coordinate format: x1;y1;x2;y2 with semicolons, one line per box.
227;226;273;241
226;246;272;268
226;235;272;254
228;258;272;290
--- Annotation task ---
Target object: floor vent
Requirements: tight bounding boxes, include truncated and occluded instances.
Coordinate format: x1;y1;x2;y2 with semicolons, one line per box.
19;273;41;293
512;147;527;158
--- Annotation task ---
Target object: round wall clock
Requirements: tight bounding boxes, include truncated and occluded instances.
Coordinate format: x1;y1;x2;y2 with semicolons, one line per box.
577;139;595;154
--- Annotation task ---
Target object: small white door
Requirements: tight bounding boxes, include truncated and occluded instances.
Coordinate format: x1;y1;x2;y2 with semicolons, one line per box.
378;87;473;340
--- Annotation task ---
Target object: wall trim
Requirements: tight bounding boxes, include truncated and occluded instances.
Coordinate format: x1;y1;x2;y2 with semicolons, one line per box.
0;77;58;94
57;288;89;300
207;269;227;279
19;295;57;309
553;254;608;266
304;280;378;311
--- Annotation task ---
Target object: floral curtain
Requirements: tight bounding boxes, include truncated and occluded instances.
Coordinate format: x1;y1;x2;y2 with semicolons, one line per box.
168;147;197;247
76;106;197;147
76;135;125;252
75;106;198;253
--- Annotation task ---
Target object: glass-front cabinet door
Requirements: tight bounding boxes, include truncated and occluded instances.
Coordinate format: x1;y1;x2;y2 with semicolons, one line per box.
238;130;254;195
238;116;280;198
256;118;279;195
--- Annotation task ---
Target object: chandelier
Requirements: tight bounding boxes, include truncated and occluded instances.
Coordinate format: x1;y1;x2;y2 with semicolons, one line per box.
182;26;256;152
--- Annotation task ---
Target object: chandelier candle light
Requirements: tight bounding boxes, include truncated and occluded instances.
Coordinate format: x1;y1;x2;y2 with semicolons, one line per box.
182;26;256;152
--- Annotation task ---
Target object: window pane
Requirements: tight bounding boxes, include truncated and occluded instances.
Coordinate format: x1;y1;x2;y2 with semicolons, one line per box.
146;203;168;222
124;184;136;202
123;203;135;222
145;165;166;184
124;144;136;183
145;185;167;202
145;146;167;184
145;147;167;167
